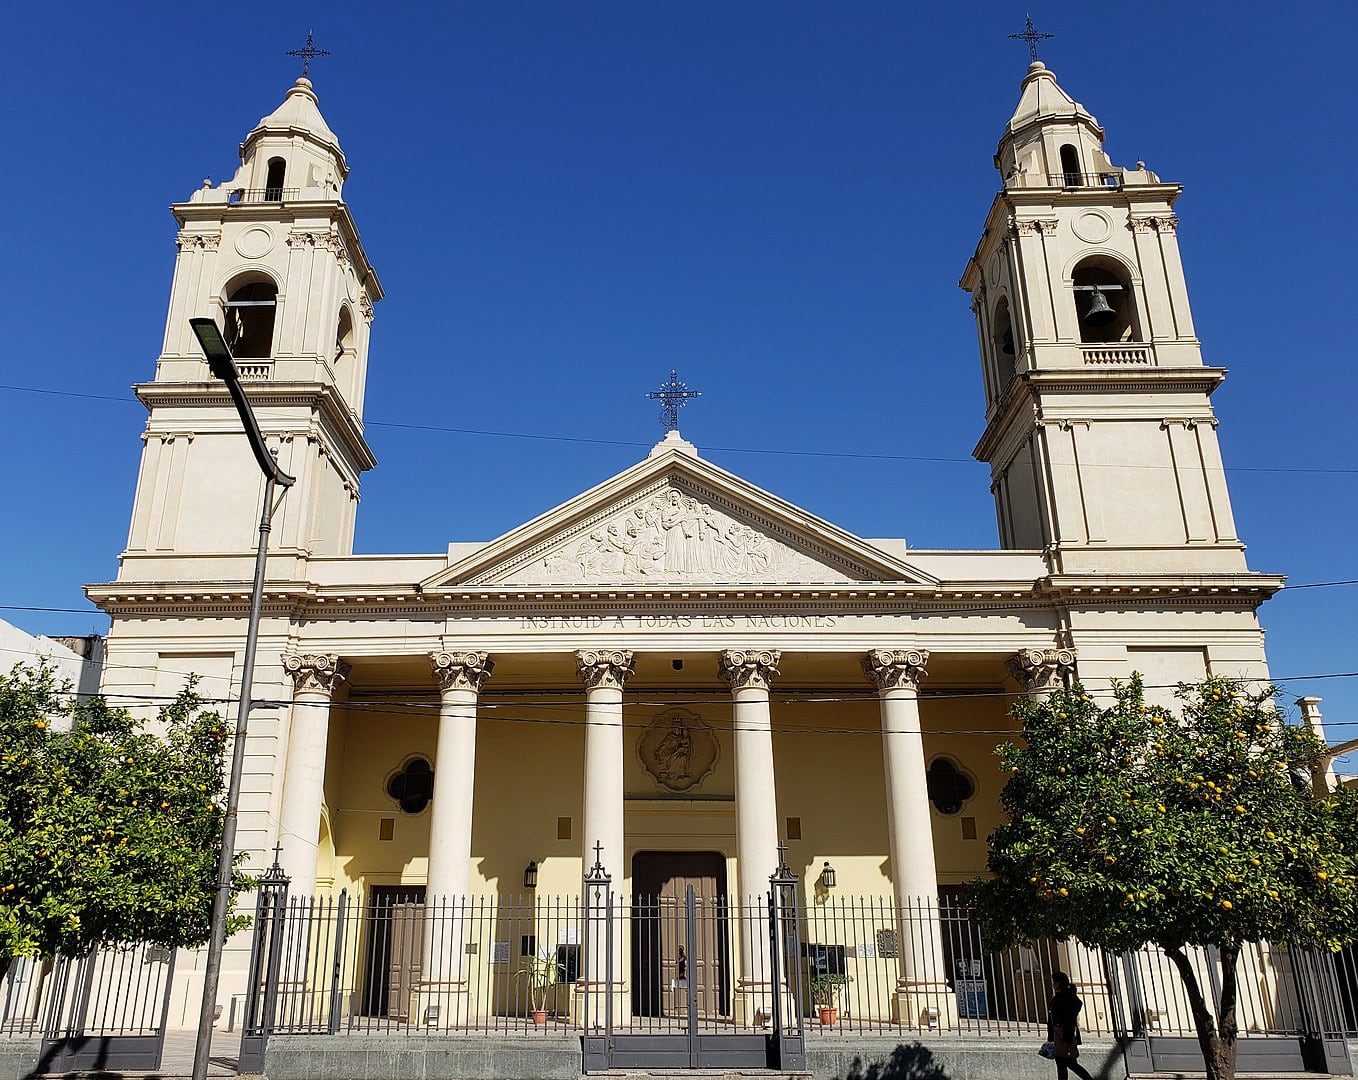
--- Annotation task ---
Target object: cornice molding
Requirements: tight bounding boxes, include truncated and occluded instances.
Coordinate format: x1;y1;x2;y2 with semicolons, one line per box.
133;380;377;474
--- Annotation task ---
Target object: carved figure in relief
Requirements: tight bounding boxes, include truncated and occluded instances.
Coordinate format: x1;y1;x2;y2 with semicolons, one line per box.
530;486;836;584
637;708;719;793
653;719;693;787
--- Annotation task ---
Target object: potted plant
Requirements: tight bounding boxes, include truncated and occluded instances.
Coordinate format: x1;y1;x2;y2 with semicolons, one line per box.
515;949;559;1026
810;972;851;1026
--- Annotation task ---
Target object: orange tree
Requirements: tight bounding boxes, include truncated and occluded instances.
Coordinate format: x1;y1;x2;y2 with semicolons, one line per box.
0;662;250;982
971;675;1358;1080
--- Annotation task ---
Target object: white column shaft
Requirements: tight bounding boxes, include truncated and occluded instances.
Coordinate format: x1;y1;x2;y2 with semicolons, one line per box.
278;688;331;898
733;684;779;900
582;684;625;881
879;685;939;903
426;686;478;902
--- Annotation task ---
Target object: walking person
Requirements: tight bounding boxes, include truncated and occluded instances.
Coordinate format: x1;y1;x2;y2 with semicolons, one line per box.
1048;971;1094;1080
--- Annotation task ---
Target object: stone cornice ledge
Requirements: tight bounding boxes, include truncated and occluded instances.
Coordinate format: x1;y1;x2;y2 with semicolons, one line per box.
134;380;377;473
1037;573;1286;605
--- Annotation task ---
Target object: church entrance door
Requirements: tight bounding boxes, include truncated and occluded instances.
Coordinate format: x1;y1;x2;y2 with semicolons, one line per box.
631;851;730;1022
359;885;426;1018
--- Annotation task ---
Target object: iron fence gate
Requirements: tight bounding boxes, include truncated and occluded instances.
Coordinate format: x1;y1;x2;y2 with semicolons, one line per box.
581;866;805;1071
37;943;176;1072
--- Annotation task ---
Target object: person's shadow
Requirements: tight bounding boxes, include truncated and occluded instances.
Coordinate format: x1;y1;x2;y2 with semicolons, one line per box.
841;1043;951;1080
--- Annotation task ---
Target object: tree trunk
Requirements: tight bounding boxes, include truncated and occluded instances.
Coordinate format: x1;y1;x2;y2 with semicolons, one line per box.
1163;941;1235;1080
0;955;10;985
1215;941;1241;1080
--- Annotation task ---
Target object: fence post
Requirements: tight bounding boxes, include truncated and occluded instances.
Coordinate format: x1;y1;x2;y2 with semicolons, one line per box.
238;852;291;1074
327;890;348;1034
581;847;613;1072
768;849;805;1070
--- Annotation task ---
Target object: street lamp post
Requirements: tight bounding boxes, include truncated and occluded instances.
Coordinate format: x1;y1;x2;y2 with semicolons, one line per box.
188;318;295;1080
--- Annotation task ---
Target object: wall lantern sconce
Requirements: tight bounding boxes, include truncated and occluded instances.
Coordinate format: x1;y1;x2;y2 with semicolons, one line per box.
818;861;837;890
524;861;539;890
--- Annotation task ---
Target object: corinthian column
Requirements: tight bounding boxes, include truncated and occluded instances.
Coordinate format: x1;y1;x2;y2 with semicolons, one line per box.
719;648;781;1026
426;651;494;903
277;653;350;898
862;648;954;1028
1006;647;1078;701
419;650;493;1024
577;649;634;1019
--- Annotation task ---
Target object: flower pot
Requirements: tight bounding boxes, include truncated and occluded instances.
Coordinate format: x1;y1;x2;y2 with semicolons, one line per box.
531;1008;548;1026
818;1006;838;1026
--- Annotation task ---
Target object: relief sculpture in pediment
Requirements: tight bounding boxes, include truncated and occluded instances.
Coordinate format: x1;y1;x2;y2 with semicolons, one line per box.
521;486;846;584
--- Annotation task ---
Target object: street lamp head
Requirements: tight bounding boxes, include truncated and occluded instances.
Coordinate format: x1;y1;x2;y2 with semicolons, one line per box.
189;318;239;382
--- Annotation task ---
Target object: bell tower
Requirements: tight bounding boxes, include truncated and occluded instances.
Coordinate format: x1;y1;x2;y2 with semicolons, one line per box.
123;77;381;568
961;61;1244;574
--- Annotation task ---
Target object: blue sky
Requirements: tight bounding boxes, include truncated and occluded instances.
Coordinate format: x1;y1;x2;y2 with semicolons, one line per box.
1;3;1354;750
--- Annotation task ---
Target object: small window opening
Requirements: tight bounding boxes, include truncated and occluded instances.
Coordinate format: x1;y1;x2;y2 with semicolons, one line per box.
386;757;434;815
265;158;286;200
223;281;277;359
926;757;977;816
1060;144;1082;187
1073;260;1138;344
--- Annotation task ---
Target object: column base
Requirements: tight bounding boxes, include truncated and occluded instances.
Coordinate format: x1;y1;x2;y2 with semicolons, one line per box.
890;981;960;1030
571;980;629;1029
410;981;471;1029
733;979;780;1029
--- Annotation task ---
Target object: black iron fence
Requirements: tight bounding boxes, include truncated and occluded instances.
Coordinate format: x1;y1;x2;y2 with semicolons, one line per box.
234;887;1356;1043
0;943;176;1071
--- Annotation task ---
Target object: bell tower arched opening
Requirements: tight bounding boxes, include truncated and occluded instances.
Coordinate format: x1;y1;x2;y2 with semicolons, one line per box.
223;278;278;359
1072;258;1138;344
991;297;1016;397
1059;144;1082;187
265;158;286;200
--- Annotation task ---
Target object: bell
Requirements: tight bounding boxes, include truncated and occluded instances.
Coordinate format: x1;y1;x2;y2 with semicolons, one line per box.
1084;285;1117;326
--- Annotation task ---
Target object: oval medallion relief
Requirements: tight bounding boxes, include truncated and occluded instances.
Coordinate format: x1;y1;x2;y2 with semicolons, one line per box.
234;225;275;259
1072;209;1112;244
637;708;720;793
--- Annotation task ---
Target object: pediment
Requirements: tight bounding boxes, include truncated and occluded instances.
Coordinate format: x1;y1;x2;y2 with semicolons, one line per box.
422;446;934;590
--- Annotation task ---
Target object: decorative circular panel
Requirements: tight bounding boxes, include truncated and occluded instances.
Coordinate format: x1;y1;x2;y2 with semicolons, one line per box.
637;708;719;793
235;225;275;259
1072;209;1112;244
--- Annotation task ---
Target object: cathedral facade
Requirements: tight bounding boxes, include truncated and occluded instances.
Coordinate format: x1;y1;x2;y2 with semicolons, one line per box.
86;61;1281;1037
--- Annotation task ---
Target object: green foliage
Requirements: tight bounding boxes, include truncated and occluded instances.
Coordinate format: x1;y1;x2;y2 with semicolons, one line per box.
971;675;1358;955
514;949;560;1010
809;971;851;1008
0;661;250;963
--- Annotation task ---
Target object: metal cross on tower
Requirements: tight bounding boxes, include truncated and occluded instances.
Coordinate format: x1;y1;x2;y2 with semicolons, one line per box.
647;370;701;433
285;31;331;78
1008;15;1054;62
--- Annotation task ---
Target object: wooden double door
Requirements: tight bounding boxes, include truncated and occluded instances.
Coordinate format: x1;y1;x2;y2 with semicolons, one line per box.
631;851;732;1021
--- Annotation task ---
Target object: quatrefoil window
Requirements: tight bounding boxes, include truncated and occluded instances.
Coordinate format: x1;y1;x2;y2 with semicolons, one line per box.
926;757;976;816
386;757;434;815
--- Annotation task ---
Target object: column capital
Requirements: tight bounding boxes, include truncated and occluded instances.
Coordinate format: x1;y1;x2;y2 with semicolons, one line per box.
282;653;351;695
431;650;494;694
576;649;635;691
1006;647;1078;694
862;648;929;691
718;649;781;692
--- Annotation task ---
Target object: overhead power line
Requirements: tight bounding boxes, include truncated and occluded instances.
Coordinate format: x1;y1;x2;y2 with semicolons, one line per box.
3;381;1356;477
